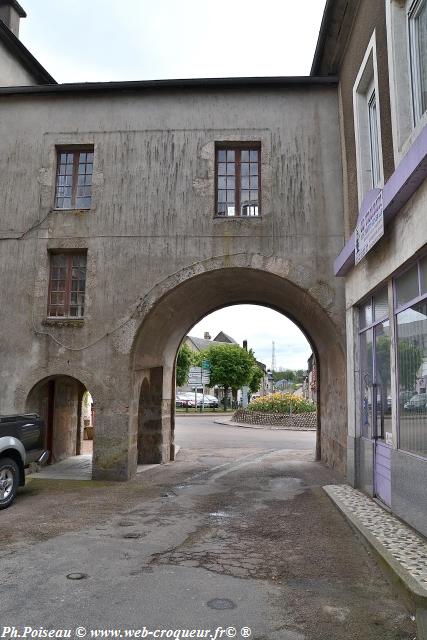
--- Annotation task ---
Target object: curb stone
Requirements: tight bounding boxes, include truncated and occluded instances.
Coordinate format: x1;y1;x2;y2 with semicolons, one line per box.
324;484;427;639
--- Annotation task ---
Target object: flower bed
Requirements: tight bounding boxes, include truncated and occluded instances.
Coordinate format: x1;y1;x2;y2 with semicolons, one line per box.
248;392;316;414
233;409;317;430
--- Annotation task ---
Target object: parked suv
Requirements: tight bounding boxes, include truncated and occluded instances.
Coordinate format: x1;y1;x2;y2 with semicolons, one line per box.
0;414;49;509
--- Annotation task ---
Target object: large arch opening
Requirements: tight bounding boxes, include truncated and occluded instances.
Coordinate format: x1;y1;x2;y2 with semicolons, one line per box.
26;375;95;471
131;265;346;474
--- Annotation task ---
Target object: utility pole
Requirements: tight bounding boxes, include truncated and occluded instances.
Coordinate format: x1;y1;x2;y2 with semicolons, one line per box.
271;341;276;374
271;341;276;393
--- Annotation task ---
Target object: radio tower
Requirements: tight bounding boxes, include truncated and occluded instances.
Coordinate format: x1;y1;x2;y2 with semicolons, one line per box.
271;341;276;374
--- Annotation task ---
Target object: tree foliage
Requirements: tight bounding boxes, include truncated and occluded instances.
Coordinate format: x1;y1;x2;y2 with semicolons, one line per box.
196;343;256;406
176;343;194;387
273;369;306;383
372;336;422;391
249;364;264;394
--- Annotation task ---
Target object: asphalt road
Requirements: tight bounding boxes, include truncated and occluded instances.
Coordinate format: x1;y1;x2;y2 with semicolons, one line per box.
0;418;415;639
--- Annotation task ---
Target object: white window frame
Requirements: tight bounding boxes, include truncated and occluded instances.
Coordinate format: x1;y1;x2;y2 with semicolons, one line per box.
353;31;384;207
408;0;427;124
386;0;427;162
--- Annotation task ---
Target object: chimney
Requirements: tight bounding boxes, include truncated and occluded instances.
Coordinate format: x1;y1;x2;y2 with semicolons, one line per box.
0;1;26;38
204;332;211;340
243;340;248;350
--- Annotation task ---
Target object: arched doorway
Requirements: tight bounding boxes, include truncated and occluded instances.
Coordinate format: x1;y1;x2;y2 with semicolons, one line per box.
26;375;95;466
131;264;346;474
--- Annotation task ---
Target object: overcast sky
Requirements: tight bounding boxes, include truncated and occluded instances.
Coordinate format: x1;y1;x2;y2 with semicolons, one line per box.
20;0;326;83
19;1;324;370
191;306;312;371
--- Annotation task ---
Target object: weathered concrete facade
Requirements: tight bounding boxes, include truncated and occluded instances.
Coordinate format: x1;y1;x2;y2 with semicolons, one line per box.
0;81;347;480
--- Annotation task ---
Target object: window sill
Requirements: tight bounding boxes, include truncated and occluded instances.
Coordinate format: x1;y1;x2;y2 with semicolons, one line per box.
52;208;91;213
213;215;263;220
43;318;85;328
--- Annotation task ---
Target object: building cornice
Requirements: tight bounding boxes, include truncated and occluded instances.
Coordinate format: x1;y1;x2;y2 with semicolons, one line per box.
0;75;338;96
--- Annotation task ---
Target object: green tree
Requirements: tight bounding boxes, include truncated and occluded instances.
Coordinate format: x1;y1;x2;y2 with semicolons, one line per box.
198;343;254;410
176;343;194;387
249;364;264;394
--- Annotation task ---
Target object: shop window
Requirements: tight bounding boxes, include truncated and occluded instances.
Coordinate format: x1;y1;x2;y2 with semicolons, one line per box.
409;0;427;124
353;33;383;205
216;145;260;217
359;287;391;439
394;255;427;457
48;253;87;318
55;148;94;210
396;300;427;456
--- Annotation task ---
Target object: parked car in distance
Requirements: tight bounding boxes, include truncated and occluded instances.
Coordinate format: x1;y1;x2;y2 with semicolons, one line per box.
176;392;219;408
403;393;427;411
0;414;49;509
203;395;219;408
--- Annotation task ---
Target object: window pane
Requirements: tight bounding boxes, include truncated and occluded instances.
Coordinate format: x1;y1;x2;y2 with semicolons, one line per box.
359;299;373;328
373;287;388;321
250;175;258;189
360;329;374;438
218;163;226;175
217;150;226;162
241;190;249;204
241;150;249;161
395;265;419;307
397;300;427;457
217;203;227;216
368;92;381;188
417;1;427;115
250;163;258;175
226;150;235;161
241;163;249;176
218;177;226;189
374;321;392;440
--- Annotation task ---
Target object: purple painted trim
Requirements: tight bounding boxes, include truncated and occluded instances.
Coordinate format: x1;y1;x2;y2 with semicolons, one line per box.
335;124;427;276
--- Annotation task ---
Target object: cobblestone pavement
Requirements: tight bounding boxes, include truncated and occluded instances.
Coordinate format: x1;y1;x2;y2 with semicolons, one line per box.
0;419;417;639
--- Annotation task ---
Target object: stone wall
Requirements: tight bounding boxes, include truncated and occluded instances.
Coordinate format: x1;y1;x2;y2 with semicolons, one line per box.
233;409;317;431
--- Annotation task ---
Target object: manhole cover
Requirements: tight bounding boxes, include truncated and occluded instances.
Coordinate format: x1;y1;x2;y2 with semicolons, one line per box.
123;532;143;539
207;598;236;610
66;573;88;581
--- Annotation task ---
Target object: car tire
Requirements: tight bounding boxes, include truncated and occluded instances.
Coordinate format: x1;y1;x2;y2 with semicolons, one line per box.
0;457;19;510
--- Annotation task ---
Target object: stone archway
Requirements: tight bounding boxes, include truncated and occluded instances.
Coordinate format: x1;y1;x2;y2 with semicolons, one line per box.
131;255;346;474
26;374;90;464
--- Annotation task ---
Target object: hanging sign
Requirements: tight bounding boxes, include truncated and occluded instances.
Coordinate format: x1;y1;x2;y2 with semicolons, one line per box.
355;191;384;265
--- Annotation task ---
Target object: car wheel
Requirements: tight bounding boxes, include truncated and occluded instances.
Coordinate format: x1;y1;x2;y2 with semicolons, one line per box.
0;457;19;509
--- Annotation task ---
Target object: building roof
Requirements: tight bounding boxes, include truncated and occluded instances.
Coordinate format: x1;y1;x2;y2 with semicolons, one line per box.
213;331;237;344
0;74;338;97
0;0;26;18
186;336;225;352
311;0;361;76
0;19;56;84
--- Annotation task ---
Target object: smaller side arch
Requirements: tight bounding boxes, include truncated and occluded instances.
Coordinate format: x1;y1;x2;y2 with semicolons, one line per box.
26;374;89;464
